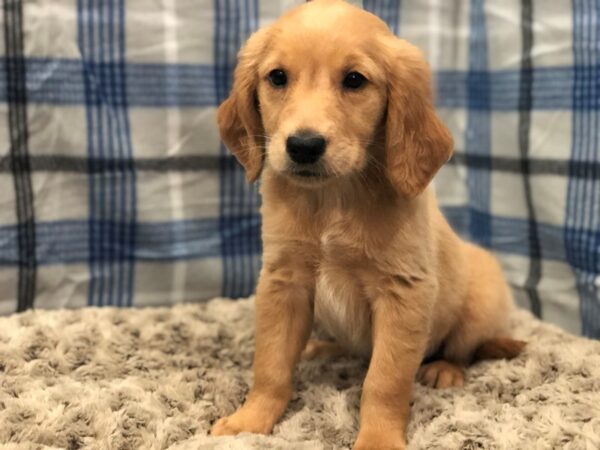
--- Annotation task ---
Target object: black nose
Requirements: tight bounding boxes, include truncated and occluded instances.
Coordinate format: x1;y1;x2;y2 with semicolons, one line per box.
286;130;326;164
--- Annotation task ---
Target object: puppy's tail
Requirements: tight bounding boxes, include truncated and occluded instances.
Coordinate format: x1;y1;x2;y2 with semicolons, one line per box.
473;337;526;362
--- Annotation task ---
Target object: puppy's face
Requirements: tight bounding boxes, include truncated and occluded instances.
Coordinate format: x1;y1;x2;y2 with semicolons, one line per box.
219;0;453;197
255;4;388;185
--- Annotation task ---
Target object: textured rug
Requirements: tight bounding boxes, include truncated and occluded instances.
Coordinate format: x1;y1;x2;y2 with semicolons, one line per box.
0;298;599;450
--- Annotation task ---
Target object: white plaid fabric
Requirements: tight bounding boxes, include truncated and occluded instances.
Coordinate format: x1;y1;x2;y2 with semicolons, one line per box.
0;0;598;337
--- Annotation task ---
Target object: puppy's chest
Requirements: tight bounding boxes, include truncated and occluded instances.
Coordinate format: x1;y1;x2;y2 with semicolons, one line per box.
313;218;375;357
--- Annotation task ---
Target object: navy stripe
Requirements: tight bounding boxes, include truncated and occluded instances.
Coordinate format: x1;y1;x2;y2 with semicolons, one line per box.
0;58;217;106
0;217;261;266
98;0;112;306
1;153;599;179
120;0;137;307
436;67;578;110
5;58;600;110
77;0;136;307
89;0;104;307
93;0;107;306
519;0;542;318
0;213;581;267
465;0;491;246
450;153;600;178
0;155;224;172
107;0;119;306
443;207;573;264
95;0;108;306
77;0;96;307
3;0;37;312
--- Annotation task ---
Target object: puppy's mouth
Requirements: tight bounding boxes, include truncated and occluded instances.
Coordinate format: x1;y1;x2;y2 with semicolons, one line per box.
284;165;334;185
290;168;325;179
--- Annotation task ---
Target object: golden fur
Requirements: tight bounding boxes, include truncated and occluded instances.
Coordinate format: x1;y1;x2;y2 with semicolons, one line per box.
211;1;525;448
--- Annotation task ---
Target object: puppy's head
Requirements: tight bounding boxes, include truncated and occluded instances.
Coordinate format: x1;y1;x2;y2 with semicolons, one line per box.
218;0;452;198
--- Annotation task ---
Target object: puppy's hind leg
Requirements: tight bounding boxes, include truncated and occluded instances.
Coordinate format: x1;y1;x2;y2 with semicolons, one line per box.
473;336;526;361
418;246;526;390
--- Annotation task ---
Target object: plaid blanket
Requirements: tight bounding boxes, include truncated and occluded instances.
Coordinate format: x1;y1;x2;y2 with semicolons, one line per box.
0;0;598;337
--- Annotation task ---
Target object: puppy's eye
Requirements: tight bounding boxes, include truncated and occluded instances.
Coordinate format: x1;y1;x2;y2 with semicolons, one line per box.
343;71;367;90
268;69;288;88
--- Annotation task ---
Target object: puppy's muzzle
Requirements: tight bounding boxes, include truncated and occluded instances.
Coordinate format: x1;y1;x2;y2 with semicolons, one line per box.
286;130;327;165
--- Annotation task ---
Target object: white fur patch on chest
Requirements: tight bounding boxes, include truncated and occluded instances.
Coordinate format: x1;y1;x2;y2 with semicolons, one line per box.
314;267;372;357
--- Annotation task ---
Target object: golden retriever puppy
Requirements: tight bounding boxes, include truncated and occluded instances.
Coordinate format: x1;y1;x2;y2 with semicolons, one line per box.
211;0;525;448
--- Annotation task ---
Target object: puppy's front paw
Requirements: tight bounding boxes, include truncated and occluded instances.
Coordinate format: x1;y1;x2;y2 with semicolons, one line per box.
211;416;244;436
211;405;277;436
211;413;272;436
353;429;406;450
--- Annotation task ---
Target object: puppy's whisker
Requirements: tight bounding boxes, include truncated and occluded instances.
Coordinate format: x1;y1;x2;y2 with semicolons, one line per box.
356;139;384;148
364;154;387;176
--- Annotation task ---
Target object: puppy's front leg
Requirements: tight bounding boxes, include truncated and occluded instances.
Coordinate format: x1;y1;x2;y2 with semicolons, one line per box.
354;288;431;450
212;258;314;436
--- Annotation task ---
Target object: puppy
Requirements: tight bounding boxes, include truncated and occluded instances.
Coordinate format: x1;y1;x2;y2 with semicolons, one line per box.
211;1;525;448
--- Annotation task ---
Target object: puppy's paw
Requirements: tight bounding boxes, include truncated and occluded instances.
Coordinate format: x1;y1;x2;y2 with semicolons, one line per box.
418;360;465;389
353;429;406;450
211;410;273;436
211;416;240;436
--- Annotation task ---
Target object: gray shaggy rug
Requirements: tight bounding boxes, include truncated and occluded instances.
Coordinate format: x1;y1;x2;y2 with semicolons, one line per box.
0;298;599;450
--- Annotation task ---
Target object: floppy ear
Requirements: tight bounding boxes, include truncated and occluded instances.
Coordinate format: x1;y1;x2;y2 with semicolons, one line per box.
217;29;269;183
382;37;453;198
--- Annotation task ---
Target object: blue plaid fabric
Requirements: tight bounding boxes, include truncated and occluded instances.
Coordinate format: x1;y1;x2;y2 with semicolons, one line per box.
0;0;598;337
